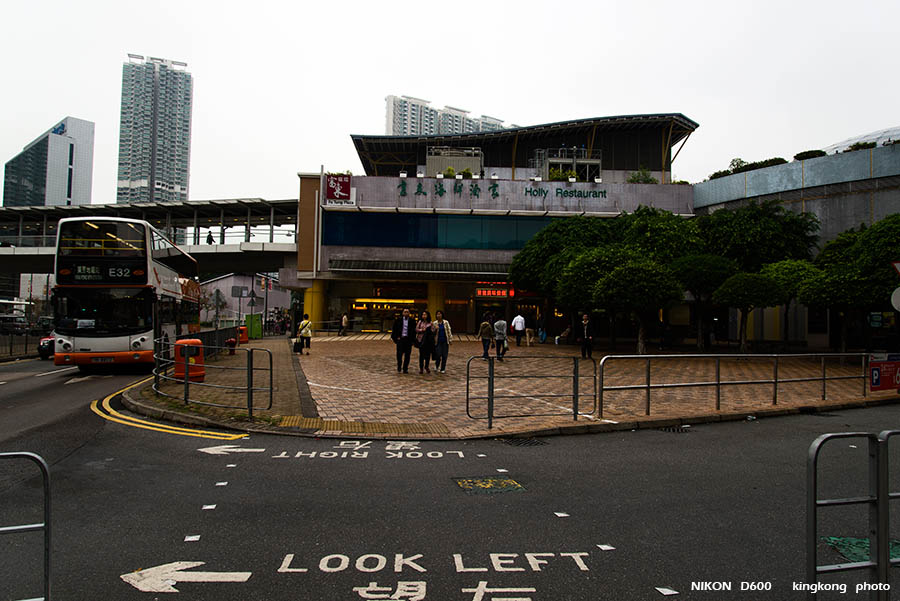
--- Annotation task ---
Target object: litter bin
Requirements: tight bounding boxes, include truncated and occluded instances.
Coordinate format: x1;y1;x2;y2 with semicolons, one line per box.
238;326;249;344
173;339;205;382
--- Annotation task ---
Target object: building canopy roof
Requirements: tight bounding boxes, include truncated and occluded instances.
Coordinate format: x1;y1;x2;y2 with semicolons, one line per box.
351;113;699;176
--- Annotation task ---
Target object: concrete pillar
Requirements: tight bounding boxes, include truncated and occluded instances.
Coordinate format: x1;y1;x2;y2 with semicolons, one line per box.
302;280;326;331
427;281;445;316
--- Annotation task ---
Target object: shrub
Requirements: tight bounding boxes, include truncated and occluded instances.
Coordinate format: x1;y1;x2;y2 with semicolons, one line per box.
707;157;787;180
793;149;826;161
844;141;876;152
460;168;473;179
627;166;658;184
548;167;566;181
443;166;456;178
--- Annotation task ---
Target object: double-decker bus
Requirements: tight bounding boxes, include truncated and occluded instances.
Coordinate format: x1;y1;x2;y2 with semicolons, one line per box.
52;217;199;370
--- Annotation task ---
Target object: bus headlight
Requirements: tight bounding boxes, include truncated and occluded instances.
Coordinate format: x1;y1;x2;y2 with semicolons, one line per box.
132;340;142;350
58;338;73;352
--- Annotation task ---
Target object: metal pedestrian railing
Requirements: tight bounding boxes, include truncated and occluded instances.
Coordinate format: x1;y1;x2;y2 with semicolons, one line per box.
465;356;597;429
807;430;900;599
152;338;273;419
0;452;51;601
598;353;869;418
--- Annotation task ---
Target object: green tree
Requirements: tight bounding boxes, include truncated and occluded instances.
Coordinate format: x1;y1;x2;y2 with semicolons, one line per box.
508;216;612;299
556;245;641;312
728;158;747;171
800;215;900;351
712;273;783;353
593;259;683;354
814;226;863;271
759;259;821;347
798;267;869;353
619;206;701;263
697;200;819;272
851;214;900;306
670;254;738;350
627;166;658;184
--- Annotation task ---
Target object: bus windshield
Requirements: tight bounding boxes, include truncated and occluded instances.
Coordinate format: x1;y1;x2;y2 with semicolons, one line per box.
59;220;146;257
54;288;153;336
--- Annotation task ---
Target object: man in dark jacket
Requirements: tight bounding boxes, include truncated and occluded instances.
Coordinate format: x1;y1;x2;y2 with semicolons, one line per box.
391;308;416;373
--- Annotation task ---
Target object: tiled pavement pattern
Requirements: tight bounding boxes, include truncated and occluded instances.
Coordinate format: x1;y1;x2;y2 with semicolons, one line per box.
132;333;900;440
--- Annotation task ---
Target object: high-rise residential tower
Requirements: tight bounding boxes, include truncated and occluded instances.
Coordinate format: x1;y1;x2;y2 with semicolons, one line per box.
385;95;511;136
117;54;193;203
3;117;94;207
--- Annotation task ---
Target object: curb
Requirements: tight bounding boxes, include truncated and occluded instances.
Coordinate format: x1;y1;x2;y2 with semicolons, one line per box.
119;376;900;441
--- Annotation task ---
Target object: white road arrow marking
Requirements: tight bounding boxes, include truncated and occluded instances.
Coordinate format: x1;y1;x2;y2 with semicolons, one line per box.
120;561;251;593
197;445;265;455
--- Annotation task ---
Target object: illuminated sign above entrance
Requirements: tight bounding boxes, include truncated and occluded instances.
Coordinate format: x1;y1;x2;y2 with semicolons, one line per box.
476;288;513;298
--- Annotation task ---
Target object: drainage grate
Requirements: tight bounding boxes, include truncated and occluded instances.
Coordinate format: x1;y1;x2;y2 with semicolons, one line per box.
498;437;547;447
658;425;693;433
453;477;526;494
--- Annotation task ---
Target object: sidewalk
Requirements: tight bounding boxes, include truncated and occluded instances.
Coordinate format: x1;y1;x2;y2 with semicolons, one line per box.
124;333;900;440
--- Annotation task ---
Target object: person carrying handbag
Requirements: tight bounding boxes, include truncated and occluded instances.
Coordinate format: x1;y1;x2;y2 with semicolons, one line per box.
493;315;509;361
297;314;312;355
432;310;452;373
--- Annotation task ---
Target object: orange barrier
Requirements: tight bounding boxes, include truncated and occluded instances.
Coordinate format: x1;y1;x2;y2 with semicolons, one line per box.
173;339;205;382
238;326;249;344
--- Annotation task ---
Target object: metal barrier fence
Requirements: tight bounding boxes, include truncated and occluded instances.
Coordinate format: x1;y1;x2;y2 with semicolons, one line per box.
0;452;51;601
177;327;237;356
152;337;273;418
465;356;597;429
807;430;900;599
0;333;46;359
598;353;869;418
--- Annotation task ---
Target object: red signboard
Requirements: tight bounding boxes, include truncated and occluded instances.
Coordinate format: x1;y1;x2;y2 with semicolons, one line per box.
476;288;514;298
870;354;900;391
325;175;351;204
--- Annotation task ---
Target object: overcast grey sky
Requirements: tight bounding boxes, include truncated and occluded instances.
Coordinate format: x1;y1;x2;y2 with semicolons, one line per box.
2;0;897;205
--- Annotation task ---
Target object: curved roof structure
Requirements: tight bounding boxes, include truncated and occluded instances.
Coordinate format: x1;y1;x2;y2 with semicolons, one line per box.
823;126;900;154
351;113;699;176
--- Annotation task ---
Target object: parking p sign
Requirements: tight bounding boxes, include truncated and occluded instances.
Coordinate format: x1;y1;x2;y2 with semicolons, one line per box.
870;354;900;391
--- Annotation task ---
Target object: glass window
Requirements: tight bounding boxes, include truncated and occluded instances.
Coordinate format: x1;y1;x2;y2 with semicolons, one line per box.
59;220;146;257
54;287;154;336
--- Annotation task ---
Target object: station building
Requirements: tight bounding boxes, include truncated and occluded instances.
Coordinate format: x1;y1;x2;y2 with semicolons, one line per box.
279;114;699;332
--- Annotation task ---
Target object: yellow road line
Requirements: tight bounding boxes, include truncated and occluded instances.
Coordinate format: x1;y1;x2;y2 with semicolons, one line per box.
91;377;246;440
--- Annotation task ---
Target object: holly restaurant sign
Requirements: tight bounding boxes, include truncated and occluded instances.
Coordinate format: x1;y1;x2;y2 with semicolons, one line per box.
394;178;607;201
322;176;695;216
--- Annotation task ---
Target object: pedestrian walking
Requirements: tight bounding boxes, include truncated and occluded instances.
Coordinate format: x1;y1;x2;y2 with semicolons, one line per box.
297;313;312;355
415;310;435;373
493;315;509;361
432;310;452;373
525;313;536;347
478;313;494;360
579;313;593;359
511;313;526;346
206;231;214;244
339;312;349;336
391;308;416;373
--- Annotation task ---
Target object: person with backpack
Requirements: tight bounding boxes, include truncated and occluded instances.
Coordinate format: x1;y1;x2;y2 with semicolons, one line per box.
297;313;312;355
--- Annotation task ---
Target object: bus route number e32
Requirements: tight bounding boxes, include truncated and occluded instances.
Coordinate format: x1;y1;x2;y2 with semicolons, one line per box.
109;267;131;278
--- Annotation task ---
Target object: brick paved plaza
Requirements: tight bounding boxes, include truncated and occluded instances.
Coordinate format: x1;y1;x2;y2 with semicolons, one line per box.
138;334;899;439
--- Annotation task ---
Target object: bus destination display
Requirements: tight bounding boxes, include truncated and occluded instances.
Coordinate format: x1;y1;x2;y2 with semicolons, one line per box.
57;259;148;284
